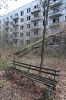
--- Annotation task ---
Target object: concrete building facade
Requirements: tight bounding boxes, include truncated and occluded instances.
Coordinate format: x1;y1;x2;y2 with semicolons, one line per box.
0;0;66;47
49;0;66;25
48;0;66;35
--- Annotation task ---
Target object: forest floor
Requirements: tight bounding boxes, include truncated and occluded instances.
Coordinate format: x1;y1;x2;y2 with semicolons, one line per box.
0;47;66;100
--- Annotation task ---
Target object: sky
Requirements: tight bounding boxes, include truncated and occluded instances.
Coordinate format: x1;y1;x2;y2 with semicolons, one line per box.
0;0;34;16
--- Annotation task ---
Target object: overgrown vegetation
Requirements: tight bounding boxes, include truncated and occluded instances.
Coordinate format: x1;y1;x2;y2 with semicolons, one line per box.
38;88;55;100
0;80;4;88
0;61;7;70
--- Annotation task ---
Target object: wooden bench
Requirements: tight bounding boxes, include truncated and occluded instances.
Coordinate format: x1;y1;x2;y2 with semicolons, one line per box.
6;59;60;98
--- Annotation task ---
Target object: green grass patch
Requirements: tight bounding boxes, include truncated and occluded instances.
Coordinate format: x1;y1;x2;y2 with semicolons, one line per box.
0;80;4;88
0;61;7;70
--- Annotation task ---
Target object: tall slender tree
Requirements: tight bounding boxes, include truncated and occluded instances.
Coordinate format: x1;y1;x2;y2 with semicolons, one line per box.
39;0;50;73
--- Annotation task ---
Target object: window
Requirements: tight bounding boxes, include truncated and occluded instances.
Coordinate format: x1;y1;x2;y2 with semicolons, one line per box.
53;8;59;14
0;21;1;24
15;13;18;16
53;19;55;23
20;25;24;30
26;32;30;36
20;40;23;45
6;17;9;20
10;35;13;38
3;19;5;22
56;18;59;23
0;26;1;29
34;13;38;18
10;15;12;19
10;22;13;25
54;0;56;2
21;11;24;16
34;5;38;9
15;40;18;44
14;20;18;24
34;22;38;26
34;30;38;35
27;8;31;13
0;36;1;40
26;40;30;45
6;29;9;32
10;28;13;32
65;16;66;21
53;18;59;23
21;18;24;22
20;33;23;37
14;27;18;31
27;16;30;21
27;24;30;28
14;33;18;37
43;21;44;26
43;12;45;16
65;4;66;11
3;25;5;28
6;23;9;26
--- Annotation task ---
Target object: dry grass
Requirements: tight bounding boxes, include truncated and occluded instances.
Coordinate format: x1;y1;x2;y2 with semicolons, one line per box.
0;46;66;100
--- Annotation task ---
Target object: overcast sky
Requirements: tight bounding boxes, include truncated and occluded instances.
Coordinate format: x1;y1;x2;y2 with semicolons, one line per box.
0;0;34;16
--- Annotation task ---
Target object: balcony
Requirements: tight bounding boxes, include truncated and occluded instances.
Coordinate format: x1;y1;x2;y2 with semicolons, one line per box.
50;0;62;8
4;19;10;23
13;16;19;20
31;8;40;14
49;11;63;18
4;25;10;29
31;25;41;30
13;35;19;40
30;35;40;38
12;22;19;26
13;29;20;33
49;22;60;27
31;16;41;22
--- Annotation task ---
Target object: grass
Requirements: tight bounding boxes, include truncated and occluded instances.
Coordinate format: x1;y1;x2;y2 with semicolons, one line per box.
38;88;55;100
0;80;4;88
0;61;7;70
18;59;29;64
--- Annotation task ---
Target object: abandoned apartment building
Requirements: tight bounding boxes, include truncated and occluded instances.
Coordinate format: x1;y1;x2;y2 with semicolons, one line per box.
0;0;66;47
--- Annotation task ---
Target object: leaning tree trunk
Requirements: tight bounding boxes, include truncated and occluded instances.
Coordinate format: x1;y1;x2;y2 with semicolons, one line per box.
14;39;43;55
14;27;66;56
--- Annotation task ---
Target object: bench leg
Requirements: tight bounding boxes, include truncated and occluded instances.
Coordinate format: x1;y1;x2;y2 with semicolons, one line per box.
20;76;24;86
5;68;9;77
47;86;50;99
30;79;36;86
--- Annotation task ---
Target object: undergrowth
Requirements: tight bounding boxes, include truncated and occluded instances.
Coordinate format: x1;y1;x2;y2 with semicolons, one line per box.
0;80;4;88
0;61;7;70
38;88;55;100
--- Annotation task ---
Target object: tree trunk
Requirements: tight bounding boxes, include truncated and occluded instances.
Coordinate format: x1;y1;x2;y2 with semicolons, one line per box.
39;0;50;73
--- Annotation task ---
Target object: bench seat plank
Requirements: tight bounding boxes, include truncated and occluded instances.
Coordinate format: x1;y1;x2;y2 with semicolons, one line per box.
8;67;58;88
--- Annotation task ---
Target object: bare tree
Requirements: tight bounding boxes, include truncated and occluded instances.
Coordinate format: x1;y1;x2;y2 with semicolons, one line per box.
0;0;18;11
39;0;50;73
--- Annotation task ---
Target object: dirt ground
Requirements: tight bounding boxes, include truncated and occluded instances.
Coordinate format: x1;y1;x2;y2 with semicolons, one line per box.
0;52;66;100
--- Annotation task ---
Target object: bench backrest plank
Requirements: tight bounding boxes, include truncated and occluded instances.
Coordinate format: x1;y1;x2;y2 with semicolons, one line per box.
12;61;59;72
12;61;59;77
